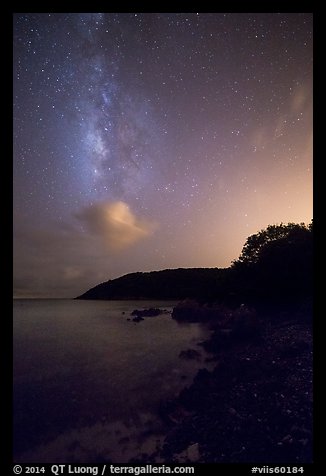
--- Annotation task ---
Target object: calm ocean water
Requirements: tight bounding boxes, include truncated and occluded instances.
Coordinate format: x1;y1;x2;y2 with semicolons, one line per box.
13;299;213;463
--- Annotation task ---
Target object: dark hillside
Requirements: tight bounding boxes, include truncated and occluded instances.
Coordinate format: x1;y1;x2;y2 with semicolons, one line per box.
76;268;228;301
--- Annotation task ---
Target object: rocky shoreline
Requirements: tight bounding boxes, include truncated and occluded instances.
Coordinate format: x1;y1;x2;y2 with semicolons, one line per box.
135;302;313;463
129;308;170;322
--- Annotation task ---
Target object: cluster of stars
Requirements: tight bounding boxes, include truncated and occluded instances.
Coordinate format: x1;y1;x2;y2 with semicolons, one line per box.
13;12;312;297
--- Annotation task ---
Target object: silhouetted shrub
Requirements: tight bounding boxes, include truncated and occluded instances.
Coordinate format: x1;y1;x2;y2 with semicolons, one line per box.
230;222;312;304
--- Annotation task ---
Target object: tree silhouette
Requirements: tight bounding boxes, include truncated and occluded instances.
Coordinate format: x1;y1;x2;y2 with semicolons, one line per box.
231;221;313;303
233;222;312;267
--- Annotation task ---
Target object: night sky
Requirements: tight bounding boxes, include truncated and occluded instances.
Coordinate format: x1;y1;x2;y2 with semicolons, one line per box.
13;13;313;298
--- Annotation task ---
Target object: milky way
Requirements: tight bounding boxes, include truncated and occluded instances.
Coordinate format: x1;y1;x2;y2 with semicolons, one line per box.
13;12;313;297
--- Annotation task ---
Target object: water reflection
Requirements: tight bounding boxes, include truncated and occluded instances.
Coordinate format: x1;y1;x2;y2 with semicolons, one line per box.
14;299;213;462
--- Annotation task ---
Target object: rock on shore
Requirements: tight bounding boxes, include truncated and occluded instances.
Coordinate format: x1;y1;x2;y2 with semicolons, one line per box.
160;312;312;463
129;308;170;322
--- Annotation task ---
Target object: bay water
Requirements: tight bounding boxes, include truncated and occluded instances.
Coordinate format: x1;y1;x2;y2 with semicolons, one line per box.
13;299;213;463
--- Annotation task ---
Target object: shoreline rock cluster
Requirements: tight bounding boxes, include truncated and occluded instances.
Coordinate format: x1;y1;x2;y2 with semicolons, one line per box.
120;299;312;463
159;304;313;463
129;307;170;322
129;301;313;464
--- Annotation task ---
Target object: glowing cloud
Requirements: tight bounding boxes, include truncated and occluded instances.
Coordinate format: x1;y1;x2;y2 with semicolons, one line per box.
76;200;156;250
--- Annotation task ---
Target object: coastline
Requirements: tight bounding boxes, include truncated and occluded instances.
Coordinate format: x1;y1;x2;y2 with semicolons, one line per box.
144;302;313;463
14;299;313;463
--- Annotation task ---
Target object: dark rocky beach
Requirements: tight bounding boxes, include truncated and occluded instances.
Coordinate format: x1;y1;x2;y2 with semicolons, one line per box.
132;301;313;463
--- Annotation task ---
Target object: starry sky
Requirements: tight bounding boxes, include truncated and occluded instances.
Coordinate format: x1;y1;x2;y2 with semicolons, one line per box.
13;12;313;298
